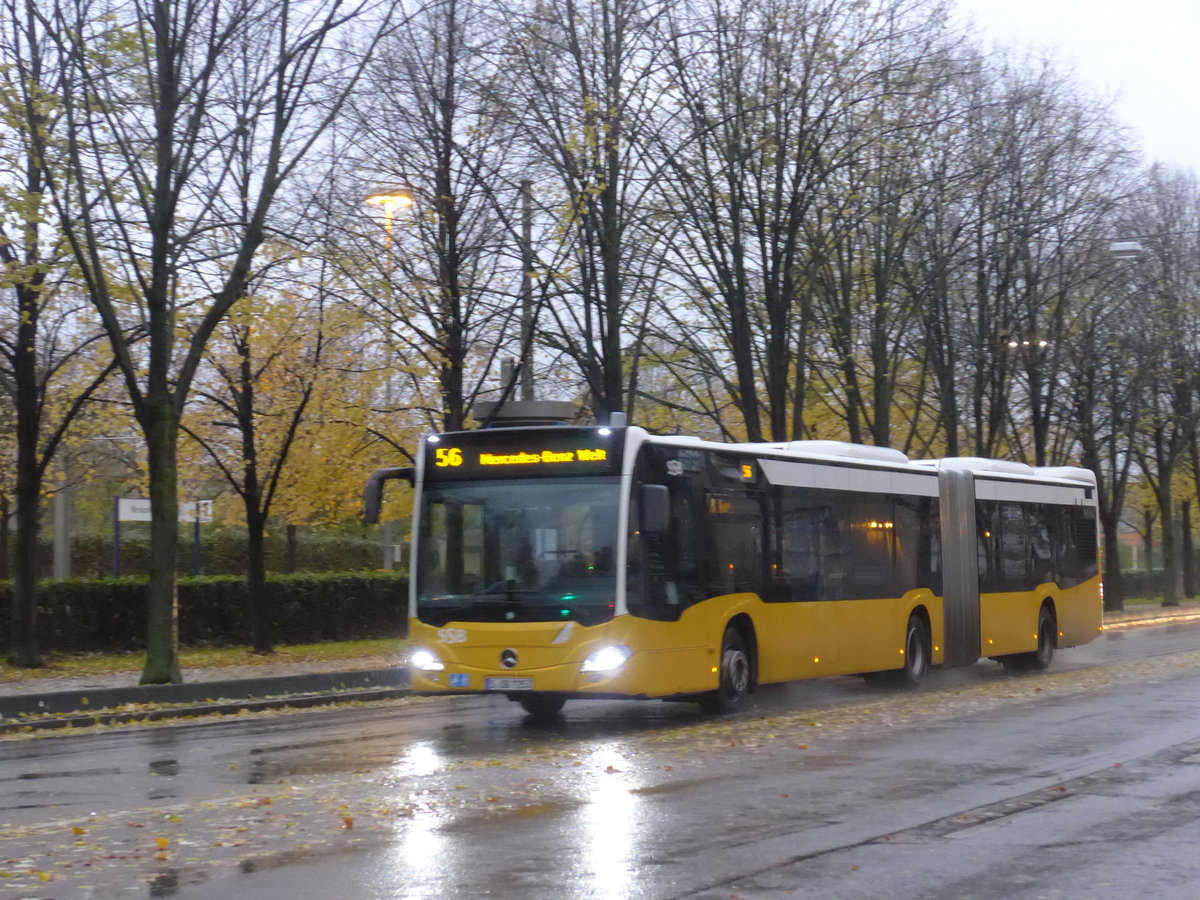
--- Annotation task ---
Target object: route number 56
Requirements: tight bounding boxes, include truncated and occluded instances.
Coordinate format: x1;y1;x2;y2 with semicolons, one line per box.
435;447;463;468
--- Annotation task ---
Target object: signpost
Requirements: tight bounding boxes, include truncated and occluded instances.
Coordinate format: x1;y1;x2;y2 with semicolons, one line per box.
180;501;213;575
113;497;152;576
117;498;153;521
112;498;213;576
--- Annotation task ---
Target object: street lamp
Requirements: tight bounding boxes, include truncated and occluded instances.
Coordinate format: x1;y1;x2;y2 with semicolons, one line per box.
1109;240;1143;260
365;186;414;250
363;187;413;572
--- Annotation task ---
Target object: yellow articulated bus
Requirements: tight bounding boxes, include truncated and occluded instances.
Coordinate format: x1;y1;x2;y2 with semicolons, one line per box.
364;423;1101;718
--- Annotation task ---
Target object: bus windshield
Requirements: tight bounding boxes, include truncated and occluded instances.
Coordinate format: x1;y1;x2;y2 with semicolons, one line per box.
416;477;621;626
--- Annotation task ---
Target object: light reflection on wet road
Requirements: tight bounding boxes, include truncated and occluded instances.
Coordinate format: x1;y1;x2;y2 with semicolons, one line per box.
3;618;1200;898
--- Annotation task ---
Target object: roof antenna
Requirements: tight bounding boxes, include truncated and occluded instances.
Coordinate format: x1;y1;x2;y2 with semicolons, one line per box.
609;412;628;427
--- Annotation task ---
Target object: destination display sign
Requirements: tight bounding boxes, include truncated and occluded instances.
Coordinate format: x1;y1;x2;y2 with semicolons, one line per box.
423;427;626;480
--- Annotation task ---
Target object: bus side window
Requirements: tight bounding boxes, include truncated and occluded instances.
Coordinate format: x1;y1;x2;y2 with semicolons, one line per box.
977;501;1000;592
817;501;850;601
848;497;896;599
893;495;921;593
765;493;794;602
706;491;765;597
997;502;1028;590
777;491;820;602
924;497;942;596
1029;504;1055;584
1066;506;1099;582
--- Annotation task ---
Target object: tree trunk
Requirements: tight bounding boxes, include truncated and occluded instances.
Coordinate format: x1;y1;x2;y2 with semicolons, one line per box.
1102;523;1124;612
1183;501;1195;599
0;498;10;580
9;279;43;668
285;524;299;573
8;467;41;668
247;509;272;655
1143;508;1155;604
140;400;182;684
1158;479;1182;607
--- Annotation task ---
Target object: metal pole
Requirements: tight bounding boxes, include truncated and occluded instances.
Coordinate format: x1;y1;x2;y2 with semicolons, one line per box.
53;481;71;579
112;496;120;577
382;520;396;571
520;179;534;402
193;504;201;576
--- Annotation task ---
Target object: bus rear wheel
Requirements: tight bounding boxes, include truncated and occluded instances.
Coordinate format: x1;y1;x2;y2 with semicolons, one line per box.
1002;607;1056;673
865;614;930;688
700;627;752;714
518;694;567;718
897;614;931;686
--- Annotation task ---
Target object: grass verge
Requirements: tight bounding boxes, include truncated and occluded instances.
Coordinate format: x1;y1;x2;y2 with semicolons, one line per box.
1;638;407;682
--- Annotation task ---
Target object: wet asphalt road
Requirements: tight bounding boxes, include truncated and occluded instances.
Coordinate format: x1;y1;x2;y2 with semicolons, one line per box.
5;621;1200;898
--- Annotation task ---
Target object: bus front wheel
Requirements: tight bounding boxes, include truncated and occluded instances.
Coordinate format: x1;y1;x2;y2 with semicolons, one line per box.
700;627;752;714
518;694;567;718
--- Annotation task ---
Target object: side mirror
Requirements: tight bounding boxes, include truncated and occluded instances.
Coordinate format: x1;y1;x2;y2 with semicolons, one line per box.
363;467;415;524
640;484;670;533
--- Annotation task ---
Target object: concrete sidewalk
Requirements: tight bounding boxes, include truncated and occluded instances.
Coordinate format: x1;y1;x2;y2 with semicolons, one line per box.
1099;599;1200;629
2;601;1197;732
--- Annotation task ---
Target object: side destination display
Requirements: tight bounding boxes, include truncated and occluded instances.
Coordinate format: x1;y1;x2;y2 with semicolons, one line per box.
423;427;626;480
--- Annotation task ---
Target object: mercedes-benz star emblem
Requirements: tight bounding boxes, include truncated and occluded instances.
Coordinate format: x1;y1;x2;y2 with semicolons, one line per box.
500;649;519;669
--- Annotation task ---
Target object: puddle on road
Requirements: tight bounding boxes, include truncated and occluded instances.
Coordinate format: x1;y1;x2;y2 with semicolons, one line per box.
11;766;122;781
630;775;723;796
149;758;180;776
511;800;572;818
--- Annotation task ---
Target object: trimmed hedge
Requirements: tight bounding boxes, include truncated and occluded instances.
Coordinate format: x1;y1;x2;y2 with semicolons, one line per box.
57;529;393;578
0;573;408;654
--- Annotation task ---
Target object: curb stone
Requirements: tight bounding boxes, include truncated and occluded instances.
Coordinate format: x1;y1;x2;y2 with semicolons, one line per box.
0;667;409;731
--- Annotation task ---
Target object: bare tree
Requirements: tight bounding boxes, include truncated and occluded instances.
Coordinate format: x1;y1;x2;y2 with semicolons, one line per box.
0;0;121;667
331;0;527;434
1125;166;1200;607
650;0;958;443
494;0;673;422
1069;245;1144;610
43;0;395;683
805;1;964;448
181;253;340;654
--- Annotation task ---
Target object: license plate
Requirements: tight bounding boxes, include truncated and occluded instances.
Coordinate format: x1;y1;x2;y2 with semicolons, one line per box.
485;677;534;691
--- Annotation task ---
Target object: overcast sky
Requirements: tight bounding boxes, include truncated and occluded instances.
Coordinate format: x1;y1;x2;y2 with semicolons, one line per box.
951;0;1200;172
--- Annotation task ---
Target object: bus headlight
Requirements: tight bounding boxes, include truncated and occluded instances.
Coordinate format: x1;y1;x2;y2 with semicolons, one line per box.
410;648;445;672
581;645;632;673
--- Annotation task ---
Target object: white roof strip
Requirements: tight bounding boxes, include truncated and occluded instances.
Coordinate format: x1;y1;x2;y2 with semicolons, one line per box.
974;478;1093;506
760;459;939;497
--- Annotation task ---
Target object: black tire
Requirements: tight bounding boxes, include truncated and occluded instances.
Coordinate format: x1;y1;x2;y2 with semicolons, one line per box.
865;614;930;688
897;614;931;687
1002;606;1056;674
700;626;753;714
518;694;566;718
